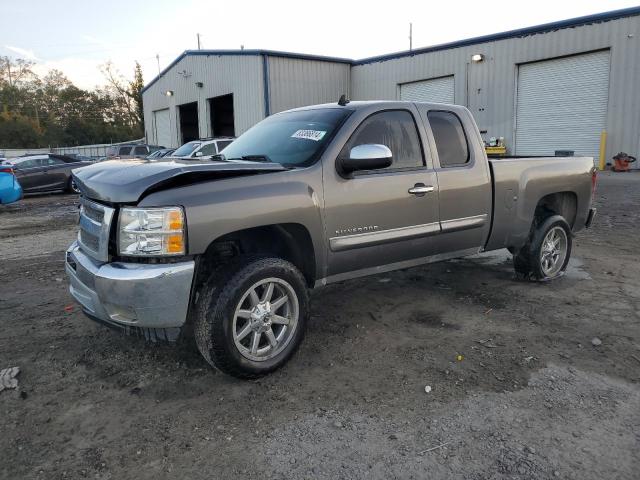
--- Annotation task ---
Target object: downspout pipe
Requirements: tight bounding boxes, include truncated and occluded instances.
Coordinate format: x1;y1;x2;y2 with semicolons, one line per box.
262;54;271;117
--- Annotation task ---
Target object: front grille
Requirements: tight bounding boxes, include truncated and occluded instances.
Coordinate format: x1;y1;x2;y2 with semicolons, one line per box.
82;203;104;223
77;197;115;262
80;229;100;252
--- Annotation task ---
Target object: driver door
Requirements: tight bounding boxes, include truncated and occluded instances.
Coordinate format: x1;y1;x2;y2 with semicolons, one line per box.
322;107;440;279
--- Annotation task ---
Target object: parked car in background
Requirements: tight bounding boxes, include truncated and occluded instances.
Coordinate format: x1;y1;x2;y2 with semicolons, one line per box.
2;154;92;194
146;148;175;160
106;144;164;160
0;164;22;204
171;138;234;159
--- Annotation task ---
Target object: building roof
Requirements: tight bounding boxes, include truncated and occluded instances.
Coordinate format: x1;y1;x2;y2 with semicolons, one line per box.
142;5;640;93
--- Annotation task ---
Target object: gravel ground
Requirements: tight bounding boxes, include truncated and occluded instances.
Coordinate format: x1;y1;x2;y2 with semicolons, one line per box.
1;172;639;479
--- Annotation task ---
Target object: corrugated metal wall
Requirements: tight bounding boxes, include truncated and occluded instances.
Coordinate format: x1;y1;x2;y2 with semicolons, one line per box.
351;15;640;163
267;56;350;113
142;55;265;147
142;54;351;148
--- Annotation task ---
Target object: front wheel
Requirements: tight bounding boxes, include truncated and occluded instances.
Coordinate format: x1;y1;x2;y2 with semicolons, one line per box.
194;256;309;378
513;215;572;281
67;177;80;194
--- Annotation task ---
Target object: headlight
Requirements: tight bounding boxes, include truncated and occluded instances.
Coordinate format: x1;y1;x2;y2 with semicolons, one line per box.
118;207;186;256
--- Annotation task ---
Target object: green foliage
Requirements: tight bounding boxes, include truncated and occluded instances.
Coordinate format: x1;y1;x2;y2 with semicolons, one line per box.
0;56;144;148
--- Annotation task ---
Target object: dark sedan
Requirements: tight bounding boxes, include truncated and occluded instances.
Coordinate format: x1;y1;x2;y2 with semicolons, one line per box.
2;154;92;194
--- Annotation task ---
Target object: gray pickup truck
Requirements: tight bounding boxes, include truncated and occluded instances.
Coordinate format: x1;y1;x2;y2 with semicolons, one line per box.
66;100;597;378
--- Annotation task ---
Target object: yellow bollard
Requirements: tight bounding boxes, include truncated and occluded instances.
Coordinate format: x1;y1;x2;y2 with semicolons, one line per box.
598;131;607;171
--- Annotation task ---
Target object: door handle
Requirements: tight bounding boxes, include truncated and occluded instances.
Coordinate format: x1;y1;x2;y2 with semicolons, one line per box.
408;184;435;196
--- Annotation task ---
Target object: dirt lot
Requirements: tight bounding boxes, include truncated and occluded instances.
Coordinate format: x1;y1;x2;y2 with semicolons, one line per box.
1;173;639;480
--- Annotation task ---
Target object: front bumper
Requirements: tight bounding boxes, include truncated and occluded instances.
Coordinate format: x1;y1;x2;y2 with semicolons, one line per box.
65;241;195;341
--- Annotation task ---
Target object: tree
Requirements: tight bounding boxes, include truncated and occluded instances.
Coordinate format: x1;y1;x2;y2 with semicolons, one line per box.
0;56;144;148
129;62;144;127
100;60;144;135
0;56;36;88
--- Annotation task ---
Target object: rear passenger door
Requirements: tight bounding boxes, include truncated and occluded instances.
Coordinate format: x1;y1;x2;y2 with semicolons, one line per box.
44;156;69;189
323;107;441;278
418;107;492;254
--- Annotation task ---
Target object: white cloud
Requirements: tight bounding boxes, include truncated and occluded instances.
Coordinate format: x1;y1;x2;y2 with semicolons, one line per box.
4;45;39;61
32;57;107;89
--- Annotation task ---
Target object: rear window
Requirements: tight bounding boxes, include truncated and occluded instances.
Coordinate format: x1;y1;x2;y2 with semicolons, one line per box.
217;140;233;151
427;111;470;167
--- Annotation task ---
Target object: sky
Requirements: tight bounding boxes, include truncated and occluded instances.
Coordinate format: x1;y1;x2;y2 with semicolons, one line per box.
1;0;638;89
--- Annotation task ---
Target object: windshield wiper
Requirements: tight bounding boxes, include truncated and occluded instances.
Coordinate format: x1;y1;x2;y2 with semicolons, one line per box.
227;154;273;163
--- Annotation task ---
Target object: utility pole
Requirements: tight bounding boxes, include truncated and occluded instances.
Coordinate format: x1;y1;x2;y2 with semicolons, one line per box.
156;54;161;75
409;23;413;52
197;33;201;50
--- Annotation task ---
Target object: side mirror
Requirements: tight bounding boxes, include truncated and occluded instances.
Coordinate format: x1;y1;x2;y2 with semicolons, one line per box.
195;151;203;157
339;144;392;175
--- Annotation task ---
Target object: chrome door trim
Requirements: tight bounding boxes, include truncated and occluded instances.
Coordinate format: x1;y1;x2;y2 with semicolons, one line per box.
440;214;488;233
329;222;441;252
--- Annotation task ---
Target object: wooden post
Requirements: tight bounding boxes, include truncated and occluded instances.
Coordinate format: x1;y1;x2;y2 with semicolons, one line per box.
598;130;607;171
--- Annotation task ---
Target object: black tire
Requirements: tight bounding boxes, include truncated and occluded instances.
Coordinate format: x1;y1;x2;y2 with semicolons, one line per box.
193;256;309;379
513;215;572;281
67;177;80;194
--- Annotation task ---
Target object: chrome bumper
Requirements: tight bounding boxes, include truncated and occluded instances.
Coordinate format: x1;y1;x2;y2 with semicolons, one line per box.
65;241;194;341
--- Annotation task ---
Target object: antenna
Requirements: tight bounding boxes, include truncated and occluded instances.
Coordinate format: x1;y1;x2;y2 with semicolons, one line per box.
156;54;161;75
338;94;350;106
409;23;413;51
197;33;201;50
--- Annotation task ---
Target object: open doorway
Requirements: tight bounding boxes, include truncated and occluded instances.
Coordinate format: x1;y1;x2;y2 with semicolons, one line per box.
209;94;235;137
178;102;199;144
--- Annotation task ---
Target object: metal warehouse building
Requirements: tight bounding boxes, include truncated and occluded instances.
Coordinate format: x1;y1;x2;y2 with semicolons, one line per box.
142;6;640;165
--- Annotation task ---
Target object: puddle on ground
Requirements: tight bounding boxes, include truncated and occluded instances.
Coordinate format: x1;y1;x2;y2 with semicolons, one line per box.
457;249;592;280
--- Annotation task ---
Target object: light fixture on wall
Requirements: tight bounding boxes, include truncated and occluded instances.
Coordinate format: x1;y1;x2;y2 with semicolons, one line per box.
195;81;204;88
471;54;485;63
165;90;174;96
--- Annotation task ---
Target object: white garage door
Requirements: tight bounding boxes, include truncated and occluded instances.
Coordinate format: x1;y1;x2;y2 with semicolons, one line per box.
153;109;171;148
515;51;610;161
400;76;454;104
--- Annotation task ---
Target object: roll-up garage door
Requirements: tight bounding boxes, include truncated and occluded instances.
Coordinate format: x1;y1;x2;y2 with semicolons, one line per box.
515;51;610;161
153;109;171;147
400;76;455;104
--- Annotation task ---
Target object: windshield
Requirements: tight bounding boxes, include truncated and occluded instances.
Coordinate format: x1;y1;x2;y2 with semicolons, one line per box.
221;108;351;167
173;141;201;157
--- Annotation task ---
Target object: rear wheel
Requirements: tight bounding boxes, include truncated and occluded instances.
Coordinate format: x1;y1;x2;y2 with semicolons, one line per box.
513;215;572;281
194;256;309;378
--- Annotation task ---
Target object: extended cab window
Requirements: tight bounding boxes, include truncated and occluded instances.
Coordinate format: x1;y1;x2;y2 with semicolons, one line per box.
133;146;147;155
342;110;423;171
118;146;132;156
427;111;469;167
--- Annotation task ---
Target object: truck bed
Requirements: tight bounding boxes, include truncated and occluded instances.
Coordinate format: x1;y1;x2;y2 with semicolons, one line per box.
485;156;595;251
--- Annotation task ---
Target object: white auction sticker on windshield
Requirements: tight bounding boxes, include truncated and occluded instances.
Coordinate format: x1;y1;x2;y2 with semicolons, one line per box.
291;129;326;141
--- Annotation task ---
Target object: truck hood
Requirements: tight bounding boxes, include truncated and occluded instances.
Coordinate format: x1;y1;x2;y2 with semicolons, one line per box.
72;158;287;204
